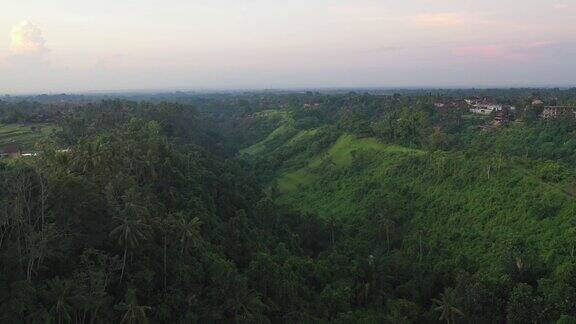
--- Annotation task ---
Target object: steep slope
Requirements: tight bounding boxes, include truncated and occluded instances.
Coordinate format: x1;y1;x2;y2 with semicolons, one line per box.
240;110;297;156
247;129;576;274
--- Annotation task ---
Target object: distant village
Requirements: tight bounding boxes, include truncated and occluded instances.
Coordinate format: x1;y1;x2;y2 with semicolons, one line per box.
434;97;576;131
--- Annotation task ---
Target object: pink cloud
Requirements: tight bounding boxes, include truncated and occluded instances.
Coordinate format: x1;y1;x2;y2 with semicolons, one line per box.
553;2;570;10
453;41;555;62
455;45;503;59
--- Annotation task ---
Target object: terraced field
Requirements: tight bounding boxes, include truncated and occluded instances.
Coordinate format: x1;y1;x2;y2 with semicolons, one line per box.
0;123;58;152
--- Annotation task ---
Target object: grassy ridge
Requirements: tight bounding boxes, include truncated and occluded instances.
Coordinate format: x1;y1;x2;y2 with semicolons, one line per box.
277;134;423;193
261;131;576;272
240;110;296;156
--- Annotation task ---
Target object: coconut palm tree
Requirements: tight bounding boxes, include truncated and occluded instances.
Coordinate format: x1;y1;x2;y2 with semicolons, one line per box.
157;216;171;291
44;278;75;324
109;205;152;282
175;215;202;255
432;288;464;324
327;215;337;246
416;226;431;261
376;214;395;251
116;289;151;324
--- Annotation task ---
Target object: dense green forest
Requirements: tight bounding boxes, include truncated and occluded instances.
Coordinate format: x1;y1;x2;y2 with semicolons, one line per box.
2;89;576;323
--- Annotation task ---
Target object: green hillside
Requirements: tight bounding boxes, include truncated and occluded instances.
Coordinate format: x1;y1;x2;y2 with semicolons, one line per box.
278;135;576;268
247;127;576;276
277;134;423;194
240;110;297;156
224;92;576;322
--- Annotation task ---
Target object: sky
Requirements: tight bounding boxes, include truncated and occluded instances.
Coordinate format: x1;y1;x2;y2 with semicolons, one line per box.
0;0;575;94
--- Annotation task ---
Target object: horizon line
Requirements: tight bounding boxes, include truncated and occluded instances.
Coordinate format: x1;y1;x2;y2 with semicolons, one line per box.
3;84;576;97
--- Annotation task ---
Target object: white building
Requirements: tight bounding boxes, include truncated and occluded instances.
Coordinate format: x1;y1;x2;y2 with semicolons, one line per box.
470;104;503;115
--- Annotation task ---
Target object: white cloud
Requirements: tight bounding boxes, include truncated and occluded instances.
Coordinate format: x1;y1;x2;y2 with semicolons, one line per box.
9;21;48;56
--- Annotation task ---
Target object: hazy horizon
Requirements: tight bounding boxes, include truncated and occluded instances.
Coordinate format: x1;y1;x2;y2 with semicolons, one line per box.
5;85;576;97
1;0;575;94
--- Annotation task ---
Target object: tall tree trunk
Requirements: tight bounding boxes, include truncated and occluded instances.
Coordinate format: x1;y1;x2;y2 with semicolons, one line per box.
37;171;47;235
89;306;100;324
26;256;34;282
419;235;423;261
330;228;334;246
386;227;390;252
163;235;167;291
121;247;127;282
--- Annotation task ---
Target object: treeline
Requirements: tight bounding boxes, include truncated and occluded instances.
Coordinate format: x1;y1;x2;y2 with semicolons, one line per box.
0;100;69;124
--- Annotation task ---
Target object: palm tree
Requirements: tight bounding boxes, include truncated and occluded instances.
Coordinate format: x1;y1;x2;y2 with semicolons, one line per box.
157;216;171;291
376;214;395;251
44;278;74;324
116;289;151;324
416;226;431;261
175;215;202;255
432;288;464;324
386;312;410;324
327;216;337;246
569;219;576;257
109;205;152;282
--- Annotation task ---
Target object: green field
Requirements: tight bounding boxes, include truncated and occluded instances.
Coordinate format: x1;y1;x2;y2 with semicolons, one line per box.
0;123;58;152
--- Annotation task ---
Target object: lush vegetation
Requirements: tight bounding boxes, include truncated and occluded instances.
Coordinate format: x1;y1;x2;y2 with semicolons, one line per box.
2;89;576;323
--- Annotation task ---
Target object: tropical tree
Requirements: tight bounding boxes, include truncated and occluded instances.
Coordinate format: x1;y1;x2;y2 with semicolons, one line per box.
109;204;152;281
116;289;151;324
43;278;75;324
416;226;431;261
174;214;202;256
376;214;395;251
432;288;464;324
506;283;542;324
327;215;337;246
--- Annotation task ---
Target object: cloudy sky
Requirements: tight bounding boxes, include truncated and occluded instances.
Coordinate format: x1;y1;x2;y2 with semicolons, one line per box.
0;0;575;94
